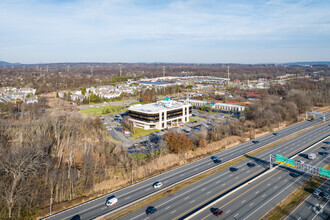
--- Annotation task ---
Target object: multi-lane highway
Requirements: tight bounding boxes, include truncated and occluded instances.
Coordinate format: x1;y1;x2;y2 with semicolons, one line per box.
191;136;329;220
284;180;330;220
44;114;328;220
122;122;329;220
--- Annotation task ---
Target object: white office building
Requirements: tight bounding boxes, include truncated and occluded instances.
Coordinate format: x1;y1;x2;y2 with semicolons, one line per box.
128;99;192;130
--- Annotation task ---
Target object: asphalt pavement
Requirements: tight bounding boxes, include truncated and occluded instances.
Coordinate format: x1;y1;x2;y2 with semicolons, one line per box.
43;114;328;220
121;122;329;220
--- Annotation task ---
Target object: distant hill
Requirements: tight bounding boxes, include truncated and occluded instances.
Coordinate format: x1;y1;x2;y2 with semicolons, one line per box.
0;61;21;66
282;61;330;66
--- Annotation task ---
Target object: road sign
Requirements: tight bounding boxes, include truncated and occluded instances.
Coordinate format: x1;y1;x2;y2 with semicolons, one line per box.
286;158;295;167
276;154;285;164
319;168;330;178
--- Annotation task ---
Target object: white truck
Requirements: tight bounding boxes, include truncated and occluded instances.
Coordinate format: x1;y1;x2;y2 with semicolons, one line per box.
308;153;316;160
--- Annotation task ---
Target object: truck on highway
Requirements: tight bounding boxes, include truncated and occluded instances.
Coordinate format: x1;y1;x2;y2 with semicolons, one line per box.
308;153;316;160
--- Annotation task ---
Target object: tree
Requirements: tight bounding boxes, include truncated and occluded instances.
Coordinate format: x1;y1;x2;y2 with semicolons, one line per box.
199;138;207;148
163;130;193;153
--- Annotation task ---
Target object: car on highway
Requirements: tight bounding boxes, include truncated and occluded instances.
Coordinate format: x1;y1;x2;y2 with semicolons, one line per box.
105;196;118;207
320;151;329;156
252;140;259;144
230;167;238;172
247;162;255;168
213;159;221;164
322;146;329;150
146;206;157;215
290;172;300;178
153;181;163;189
320;191;329;199
297;160;304;164
211;156;218;160
313;189;321;196
273;132;278;135
212;208;223;216
324;141;330;144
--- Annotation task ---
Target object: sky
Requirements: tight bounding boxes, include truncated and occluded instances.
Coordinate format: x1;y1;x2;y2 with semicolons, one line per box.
0;0;330;64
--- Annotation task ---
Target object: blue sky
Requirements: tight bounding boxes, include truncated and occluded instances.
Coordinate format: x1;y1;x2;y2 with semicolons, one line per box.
0;0;330;64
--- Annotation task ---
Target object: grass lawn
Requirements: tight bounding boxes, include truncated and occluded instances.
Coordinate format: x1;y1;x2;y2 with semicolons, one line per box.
80;105;126;116
129;128;159;139
129;101;143;106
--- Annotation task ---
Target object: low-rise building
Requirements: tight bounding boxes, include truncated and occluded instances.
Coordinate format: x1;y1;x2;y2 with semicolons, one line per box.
128;99;192;130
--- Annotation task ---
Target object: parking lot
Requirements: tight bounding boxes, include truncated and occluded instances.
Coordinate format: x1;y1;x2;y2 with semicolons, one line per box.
102;110;237;155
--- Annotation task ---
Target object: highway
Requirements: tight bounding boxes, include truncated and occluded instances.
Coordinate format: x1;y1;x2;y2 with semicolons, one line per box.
284;180;330;220
43;115;328;220
191;136;329;220
121;122;329;220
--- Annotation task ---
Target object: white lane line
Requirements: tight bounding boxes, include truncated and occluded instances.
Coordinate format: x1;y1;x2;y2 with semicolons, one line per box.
298;217;301;220
242;200;246;203
284;179;288;182
226;210;231;214
278;176;281;179
201;188;206;191
274;186;278;189
184;196;190;200
171;210;176;214
255;191;259;194
247;170;250;173
101;207;107;210
262;194;266;197
309;206;312;209
125;196;131;200
145;188;151;191
229;174;233;177
234;213;239;217
165;206;171;210
180;174;185;177
249;203;254;206
221;183;226;186
207;191;212;195
267;183;271;186
194;168;199;171
235;176;239;179
144;217;149;220
190;200;195;203
216;180;221;184
163;180;169;183
131;213;144;220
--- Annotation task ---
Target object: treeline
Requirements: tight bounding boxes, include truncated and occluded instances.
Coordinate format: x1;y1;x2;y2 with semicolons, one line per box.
140;86;182;103
0;112;134;219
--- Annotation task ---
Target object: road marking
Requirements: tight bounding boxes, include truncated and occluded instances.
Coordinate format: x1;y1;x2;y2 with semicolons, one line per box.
195;168;199;171
190;200;195;203
184;196;190;200
164;180;168;183
216;180;220;184
242;200;246;203
207;191;212;195
298;217;301;220
131;213;144;220
165;206;171;210
201;188;206;191
262;194;266;197
278;176;281;179
125;196;131;200
247;170;250;173
180;174;185;177
229;174;233;177
309;206;312;209
145;188;151;191
274;186;278;189
226;210;231;213
234;213;239;217
255;191;259;194
171;210;176;214
267;183;271;186
249;203;254;206
144;217;149;220
235;176;239;179
221;183;226;186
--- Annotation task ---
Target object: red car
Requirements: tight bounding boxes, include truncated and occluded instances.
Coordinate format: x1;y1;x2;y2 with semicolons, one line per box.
213;208;223;216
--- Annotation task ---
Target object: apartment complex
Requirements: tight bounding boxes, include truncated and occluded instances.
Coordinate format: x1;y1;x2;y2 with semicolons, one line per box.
128;99;192;130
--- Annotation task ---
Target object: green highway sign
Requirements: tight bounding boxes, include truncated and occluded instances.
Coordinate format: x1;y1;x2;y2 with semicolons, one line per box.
319;168;330;178
286;158;295;167
276;154;285;164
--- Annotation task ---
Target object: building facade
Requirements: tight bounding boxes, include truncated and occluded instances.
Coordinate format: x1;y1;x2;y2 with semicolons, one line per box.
187;99;247;112
128;100;192;130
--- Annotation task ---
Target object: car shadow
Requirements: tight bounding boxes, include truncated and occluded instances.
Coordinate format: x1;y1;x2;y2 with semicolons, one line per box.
244;154;269;169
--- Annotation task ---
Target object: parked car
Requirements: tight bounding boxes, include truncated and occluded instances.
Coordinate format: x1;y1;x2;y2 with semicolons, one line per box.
105;196;118;207
247;163;255;168
313;189;321;196
212;208;223;216
320;191;329;199
146;206;157;215
153;181;163;189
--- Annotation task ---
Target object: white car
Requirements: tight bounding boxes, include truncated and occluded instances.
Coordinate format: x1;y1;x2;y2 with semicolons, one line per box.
105;197;118;207
153;181;163;189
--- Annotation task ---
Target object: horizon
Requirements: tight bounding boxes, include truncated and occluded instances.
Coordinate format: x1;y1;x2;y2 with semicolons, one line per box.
1;0;330;64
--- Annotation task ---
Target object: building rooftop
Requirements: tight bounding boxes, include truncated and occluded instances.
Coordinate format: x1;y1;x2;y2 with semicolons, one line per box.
129;100;189;113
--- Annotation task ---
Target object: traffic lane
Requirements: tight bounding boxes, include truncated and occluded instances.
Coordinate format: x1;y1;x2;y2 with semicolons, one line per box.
285;180;330;220
121;126;329;220
195;143;329;220
45;117;327;220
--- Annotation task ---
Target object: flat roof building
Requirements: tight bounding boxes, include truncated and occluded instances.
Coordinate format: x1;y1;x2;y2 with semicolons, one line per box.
128;99;192;130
